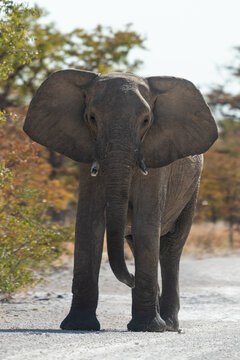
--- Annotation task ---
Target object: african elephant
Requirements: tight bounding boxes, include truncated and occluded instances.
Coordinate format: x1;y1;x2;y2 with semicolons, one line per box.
23;70;217;332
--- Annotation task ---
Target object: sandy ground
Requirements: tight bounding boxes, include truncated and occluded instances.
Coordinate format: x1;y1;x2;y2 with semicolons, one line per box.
1;255;240;360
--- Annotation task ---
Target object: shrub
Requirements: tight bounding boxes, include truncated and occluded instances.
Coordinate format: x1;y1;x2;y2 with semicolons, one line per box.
0;113;74;297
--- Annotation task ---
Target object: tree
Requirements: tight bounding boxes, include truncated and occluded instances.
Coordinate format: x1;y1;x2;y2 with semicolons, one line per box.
0;10;145;108
197;49;240;247
207;46;240;119
198;140;240;247
0;1;74;296
0;0;39;81
0;114;74;294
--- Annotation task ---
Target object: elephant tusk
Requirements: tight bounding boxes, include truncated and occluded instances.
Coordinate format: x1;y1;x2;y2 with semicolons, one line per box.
91;160;99;176
139;160;148;175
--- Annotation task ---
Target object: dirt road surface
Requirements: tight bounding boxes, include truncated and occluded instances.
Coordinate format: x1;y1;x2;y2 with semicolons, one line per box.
1;255;240;360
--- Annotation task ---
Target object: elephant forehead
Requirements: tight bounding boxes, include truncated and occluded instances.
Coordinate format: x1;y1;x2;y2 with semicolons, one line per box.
88;76;150;112
90;87;150;115
92;74;149;96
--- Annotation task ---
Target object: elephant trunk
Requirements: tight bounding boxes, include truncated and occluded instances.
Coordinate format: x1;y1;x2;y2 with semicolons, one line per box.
103;153;135;288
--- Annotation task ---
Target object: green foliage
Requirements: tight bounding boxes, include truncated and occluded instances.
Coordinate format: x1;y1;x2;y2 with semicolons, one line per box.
0;9;145;107
0;110;6;123
0;0;39;81
69;24;144;74
0;160;13;186
0;180;71;294
0;116;74;297
0;0;75;296
207;47;240;120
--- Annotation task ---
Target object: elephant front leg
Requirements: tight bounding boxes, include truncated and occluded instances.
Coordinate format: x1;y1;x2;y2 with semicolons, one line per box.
127;172;168;332
60;166;105;331
127;227;166;332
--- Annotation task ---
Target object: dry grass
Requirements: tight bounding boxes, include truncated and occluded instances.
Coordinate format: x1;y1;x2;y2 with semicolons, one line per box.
104;222;240;259
62;222;240;263
184;221;240;255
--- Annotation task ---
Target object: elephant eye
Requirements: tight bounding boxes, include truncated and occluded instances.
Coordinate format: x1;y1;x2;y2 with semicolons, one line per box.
89;114;96;125
142;117;149;126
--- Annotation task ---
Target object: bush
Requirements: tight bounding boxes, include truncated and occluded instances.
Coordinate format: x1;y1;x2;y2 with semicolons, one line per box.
0;113;74;297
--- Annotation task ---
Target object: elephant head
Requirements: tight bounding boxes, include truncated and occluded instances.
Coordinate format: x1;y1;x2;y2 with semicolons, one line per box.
23;70;217;287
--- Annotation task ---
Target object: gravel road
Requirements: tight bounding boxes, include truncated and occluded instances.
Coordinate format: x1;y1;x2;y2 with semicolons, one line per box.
1;255;240;360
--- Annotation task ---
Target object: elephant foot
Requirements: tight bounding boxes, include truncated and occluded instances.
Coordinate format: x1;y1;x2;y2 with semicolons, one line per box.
127;313;166;332
160;313;179;332
60;308;100;331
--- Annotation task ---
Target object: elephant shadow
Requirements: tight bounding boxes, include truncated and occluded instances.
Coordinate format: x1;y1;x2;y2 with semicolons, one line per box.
0;328;128;334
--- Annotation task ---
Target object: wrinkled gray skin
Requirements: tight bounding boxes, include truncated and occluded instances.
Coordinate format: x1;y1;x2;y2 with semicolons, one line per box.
24;70;218;332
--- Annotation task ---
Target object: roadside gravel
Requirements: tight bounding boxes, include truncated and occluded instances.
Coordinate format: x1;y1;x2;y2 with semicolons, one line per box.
1;255;240;360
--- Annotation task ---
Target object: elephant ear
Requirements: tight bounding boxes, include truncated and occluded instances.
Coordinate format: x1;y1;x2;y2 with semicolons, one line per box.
23;69;99;163
143;76;218;168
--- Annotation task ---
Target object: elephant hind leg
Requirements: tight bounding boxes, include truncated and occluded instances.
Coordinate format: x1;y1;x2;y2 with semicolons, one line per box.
159;185;199;331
